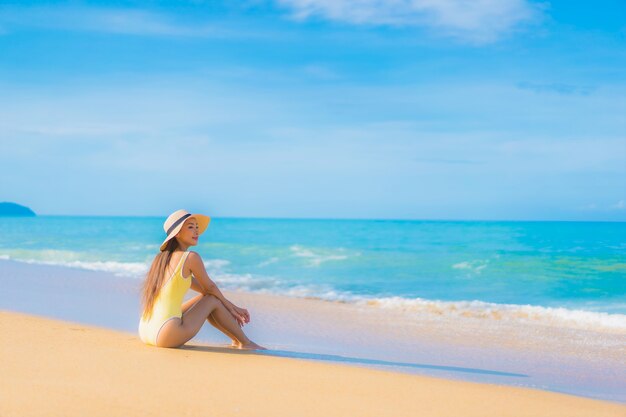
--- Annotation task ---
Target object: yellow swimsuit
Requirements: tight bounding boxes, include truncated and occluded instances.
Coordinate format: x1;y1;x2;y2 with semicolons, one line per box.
138;250;192;346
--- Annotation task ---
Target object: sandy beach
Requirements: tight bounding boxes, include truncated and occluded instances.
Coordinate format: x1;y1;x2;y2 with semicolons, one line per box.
1;258;625;403
1;309;624;417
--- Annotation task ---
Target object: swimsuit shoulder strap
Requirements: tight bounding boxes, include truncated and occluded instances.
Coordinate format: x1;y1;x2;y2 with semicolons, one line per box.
176;250;191;274
160;251;190;289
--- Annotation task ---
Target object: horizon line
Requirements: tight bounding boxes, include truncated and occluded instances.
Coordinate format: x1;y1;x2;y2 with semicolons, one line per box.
20;214;626;223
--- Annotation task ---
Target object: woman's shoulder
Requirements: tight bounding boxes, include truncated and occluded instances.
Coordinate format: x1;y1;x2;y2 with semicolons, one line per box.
186;250;201;262
185;251;205;273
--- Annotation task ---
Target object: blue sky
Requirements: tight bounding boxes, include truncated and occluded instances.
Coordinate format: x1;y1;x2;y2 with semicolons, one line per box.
0;0;624;220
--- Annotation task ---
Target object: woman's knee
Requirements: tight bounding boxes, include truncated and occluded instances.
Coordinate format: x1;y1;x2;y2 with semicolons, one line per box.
198;294;220;313
178;296;219;341
204;293;219;303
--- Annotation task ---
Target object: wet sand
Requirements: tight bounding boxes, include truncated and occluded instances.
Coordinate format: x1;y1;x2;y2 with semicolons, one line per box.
1;310;625;417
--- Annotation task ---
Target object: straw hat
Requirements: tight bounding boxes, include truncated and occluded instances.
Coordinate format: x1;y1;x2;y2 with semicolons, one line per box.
160;209;211;251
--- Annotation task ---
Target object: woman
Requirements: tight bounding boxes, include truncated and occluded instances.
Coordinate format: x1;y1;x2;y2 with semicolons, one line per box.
138;209;266;350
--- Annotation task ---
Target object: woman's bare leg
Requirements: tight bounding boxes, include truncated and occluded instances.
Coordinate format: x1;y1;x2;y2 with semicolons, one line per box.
208;300;257;347
205;300;267;349
182;295;241;346
177;295;265;349
207;313;240;347
158;295;221;348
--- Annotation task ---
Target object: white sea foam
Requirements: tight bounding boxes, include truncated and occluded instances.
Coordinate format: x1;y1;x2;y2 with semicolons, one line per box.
0;252;230;280
258;257;280;267
356;296;626;334
0;250;146;277
214;272;287;292
452;259;489;273
233;284;626;334
4;257;148;277
289;244;352;267
204;258;231;272
2;253;625;334
216;279;626;334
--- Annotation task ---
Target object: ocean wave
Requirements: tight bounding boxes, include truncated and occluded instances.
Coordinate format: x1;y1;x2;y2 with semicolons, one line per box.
0;250;146;277
289;244;354;267
214;279;626;334
208;273;626;334
227;282;626;334
358;296;626;334
214;272;286;291
452;260;489;274
26;259;149;277
257;257;280;267
204;258;231;272
2;252;624;334
0;252;230;279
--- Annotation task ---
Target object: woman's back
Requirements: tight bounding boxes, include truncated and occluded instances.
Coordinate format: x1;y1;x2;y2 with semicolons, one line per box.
138;250;192;345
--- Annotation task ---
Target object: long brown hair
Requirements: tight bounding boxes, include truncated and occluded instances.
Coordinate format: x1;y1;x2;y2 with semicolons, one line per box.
140;238;182;320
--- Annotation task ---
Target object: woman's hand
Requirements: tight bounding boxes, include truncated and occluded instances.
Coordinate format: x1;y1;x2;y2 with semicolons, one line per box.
229;305;250;327
228;305;250;327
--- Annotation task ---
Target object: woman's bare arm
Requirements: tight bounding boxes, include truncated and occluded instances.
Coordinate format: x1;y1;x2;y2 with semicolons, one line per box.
187;251;236;309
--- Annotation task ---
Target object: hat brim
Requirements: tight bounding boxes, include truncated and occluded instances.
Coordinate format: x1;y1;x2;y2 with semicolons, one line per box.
160;213;211;251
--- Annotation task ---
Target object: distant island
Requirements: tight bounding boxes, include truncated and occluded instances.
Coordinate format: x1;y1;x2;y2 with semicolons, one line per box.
0;202;36;217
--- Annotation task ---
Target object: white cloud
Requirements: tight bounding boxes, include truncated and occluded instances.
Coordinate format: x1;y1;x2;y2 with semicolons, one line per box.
1;73;624;220
274;0;546;43
0;6;263;39
610;200;626;210
577;201;626;212
0;2;544;43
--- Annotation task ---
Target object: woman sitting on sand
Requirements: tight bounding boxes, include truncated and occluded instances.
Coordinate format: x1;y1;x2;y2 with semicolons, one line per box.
138;209;266;350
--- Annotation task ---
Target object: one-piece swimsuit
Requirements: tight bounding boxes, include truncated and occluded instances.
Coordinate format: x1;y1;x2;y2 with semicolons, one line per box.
138;250;192;346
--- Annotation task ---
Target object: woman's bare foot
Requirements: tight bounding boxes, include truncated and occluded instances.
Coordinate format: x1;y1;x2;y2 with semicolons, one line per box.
238;341;267;350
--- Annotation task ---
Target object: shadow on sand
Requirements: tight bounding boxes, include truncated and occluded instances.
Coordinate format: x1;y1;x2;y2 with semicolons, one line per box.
180;343;528;378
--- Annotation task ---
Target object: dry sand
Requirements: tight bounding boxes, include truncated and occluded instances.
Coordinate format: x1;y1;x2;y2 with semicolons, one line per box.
1;310;624;417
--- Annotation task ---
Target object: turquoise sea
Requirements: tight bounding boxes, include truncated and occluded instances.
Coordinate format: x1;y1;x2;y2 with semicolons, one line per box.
1;216;625;332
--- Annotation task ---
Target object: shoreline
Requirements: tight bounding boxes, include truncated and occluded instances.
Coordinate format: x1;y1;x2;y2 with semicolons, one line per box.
2;309;625;416
1;258;625;403
2;254;624;332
